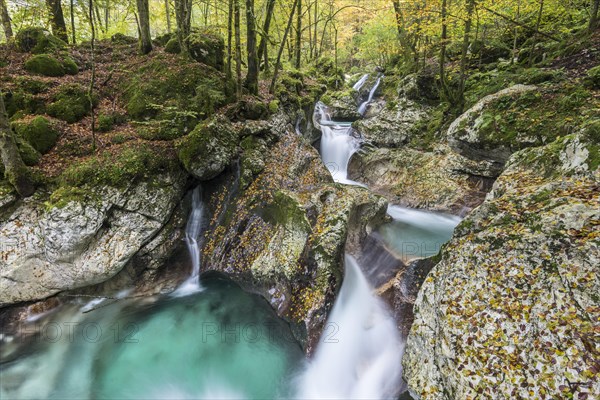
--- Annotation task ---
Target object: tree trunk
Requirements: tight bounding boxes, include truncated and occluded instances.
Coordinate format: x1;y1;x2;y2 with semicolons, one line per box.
590;0;600;32
270;0;299;94
70;0;75;43
439;0;450;101
46;0;69;42
227;0;233;79
105;0;109;31
257;0;276;71
528;0;544;67
313;0;318;58
457;0;476;111
165;0;171;33
0;93;34;197
244;0;259;95
88;0;97;152
174;0;192;54
511;0;520;65
136;0;152;54
0;0;13;40
234;0;242;98
294;0;301;69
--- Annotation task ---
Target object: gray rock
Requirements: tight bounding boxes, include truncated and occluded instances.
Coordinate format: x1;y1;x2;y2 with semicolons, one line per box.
0;170;187;306
403;133;600;399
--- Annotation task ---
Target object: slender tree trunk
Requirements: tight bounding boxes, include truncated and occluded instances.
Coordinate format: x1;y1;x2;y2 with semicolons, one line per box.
234;0;242;98
511;0;520;65
457;0;476;110
227;0;233;79
94;3;105;34
294;0;301;68
590;0;600;32
174;0;192;54
136;0;152;54
244;0;259;95
257;0;276;71
313;0;318;58
165;0;171;33
439;0;450;101
88;0;97;152
0;0;13;40
46;0;69;42
104;0;109;31
529;0;544;67
270;0;299;94
0;93;34;197
70;0;76;43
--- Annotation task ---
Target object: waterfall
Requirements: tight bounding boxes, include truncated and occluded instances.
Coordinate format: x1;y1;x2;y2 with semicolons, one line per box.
173;187;206;296
358;76;382;116
296;255;405;399
352;73;370;91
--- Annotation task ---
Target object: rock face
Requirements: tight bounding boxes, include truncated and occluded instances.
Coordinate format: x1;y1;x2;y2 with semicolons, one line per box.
403;133;600;399
203;117;388;351
353;99;427;148
447;84;538;177
349;145;489;213
0;169;187;306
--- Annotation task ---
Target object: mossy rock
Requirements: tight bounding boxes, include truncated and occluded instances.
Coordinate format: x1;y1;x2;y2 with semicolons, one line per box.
188;29;225;72
177;116;239;180
15;27;65;54
226;98;268;121
47;84;97;123
164;38;181;54
14;135;42;165
154;32;173;46
110;33;137;45
3;90;46;119
121;54;232;121
470;40;511;64
60;144;179;187
12;116;59;154
62;57;79;75
24;54;66;77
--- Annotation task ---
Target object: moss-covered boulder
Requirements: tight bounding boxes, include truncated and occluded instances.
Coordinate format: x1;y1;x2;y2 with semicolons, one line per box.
61;57;79;75
177;116;239;180
12;116;60;154
24;54;66;77
188;29;225;72
47;84;96;123
120;54;231;121
15;27;66;53
14;135;41;165
110;33;137;45
164;37;181;54
585;65;600;89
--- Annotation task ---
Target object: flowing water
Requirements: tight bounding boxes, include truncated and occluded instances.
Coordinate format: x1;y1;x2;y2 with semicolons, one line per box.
352;73;370;91
381;206;461;263
358;76;382;115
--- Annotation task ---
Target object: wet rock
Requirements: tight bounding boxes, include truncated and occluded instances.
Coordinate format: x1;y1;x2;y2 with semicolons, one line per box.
403;132;600;399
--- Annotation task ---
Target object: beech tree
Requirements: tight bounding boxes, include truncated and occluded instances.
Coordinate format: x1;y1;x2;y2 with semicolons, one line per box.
244;0;259;95
0;0;12;40
136;0;152;54
46;0;69;42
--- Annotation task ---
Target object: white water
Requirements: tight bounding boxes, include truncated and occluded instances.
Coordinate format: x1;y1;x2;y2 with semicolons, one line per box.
173;186;206;296
296;255;405;399
352;73;370;91
358;76;382;115
314;102;365;187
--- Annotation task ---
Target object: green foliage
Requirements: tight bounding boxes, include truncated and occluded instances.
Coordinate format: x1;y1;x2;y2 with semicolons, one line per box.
46;186;91;209
60;144;178;187
15;27;66;54
47;84;97;123
97;114;114;132
24;54;65;77
585;65;600;89
268;100;279;114
12;116;59;154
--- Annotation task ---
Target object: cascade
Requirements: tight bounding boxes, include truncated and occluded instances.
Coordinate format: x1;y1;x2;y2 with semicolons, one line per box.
358;76;382;115
173;186;206;296
352;73;370;91
296;255;405;399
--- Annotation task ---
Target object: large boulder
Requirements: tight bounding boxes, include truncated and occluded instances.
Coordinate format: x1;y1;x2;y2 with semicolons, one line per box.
0;169;188;306
188;30;225;72
203;118;388;351
447;84;538;176
15;27;66;54
403;132;600;399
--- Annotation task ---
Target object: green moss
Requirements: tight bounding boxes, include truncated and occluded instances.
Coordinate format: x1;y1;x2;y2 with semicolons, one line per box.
24;54;65;77
268;100;279;114
97;113;126;132
60;144;178;187
15;27;66;53
164;38;181;53
62;57;79;75
14;135;41;165
188;29;225;71
47;84;97;123
13;116;59;154
45;186;91;209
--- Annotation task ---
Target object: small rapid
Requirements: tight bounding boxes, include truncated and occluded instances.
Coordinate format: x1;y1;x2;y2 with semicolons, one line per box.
358;75;382;115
